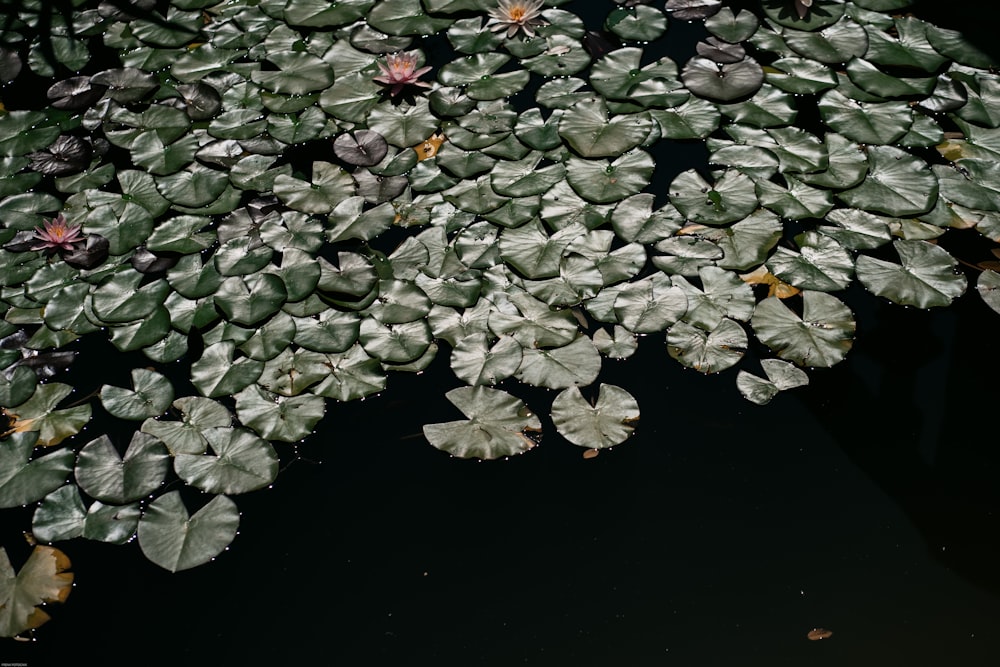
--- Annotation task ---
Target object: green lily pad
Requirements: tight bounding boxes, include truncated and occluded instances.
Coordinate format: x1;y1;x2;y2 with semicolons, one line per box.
704;7;759;43
140;396;233;456
666;318;747;373
669;169;758;226
837;145;938;216
4;383;91;448
251;51;334;94
855;239;967;308
174;426;279;493
31;485;86;543
190;341;265;398
422;386;541;460
100;368;174;421
559;97;653;158
736;358;810;405
138;491;240;572
751;291;856;367
74;432;170;504
681;56;764;102
565;150;655;205
0;432;74;509
235;385;326;442
551;383;639;449
450;333;522;386
515;335;602;389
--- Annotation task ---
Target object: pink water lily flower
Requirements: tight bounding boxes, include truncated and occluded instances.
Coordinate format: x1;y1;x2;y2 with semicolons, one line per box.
487;0;548;39
374;52;432;97
31;214;85;252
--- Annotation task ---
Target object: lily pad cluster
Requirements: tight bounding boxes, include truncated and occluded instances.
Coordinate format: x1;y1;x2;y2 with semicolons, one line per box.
0;0;998;636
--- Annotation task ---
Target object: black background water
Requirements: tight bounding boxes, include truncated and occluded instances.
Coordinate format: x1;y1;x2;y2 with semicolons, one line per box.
4;1;1000;665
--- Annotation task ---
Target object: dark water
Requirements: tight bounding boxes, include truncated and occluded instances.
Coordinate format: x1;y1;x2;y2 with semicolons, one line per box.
5;1;1000;666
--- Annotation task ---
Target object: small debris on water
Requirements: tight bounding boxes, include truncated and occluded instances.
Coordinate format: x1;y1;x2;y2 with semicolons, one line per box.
807;628;833;641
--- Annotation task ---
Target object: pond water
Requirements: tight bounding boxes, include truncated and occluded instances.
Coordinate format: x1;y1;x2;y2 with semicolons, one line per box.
4;0;1000;665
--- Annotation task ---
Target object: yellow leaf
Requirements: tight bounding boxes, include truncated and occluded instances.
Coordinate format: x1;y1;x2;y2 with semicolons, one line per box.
413;132;445;161
739;265;800;299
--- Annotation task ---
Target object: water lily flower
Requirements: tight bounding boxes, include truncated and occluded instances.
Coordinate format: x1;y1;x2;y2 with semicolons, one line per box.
487;0;548;39
30;214;85;252
374;52;432;97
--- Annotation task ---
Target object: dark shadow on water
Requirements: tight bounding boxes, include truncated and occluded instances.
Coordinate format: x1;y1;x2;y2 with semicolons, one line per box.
800;280;1000;599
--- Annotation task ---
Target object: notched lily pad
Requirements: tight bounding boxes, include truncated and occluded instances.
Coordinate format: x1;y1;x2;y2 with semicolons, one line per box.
551;384;639;449
0;545;73;638
422;386;542;460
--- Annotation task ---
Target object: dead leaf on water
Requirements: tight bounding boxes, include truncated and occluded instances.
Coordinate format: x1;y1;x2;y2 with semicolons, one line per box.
807;627;833;641
582;449;599;459
740;265;800;299
414;132;445;161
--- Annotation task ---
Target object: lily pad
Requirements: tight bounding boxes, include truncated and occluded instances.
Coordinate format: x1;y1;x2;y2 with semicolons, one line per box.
751;291;856;367
736;358;810;405
551;384;640;449
0;432;74;508
855;239;966;308
0;545;73;638
422;386;541;460
140;396;234;456
174;426;279;493
3;383;91;448
837;145;937;216
681;56;764;102
100;368;174;421
137;491;240;572
74;432;171;504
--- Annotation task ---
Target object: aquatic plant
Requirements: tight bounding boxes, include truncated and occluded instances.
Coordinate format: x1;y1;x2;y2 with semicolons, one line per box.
29;215;84;252
487;0;549;38
0;0;997;639
374;52;433;97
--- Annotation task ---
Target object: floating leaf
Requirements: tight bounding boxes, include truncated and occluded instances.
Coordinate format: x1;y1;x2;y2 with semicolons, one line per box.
705;7;759;43
74;432;170;504
0;545;73;638
837;145;937;216
751;291;856;367
100;368;174;421
32;484;86;543
515;335;602;389
190;341;265;398
682;56;764;102
174;426;279;493
138;491;239;572
667;319;747;373
669;169;758;226
565;151;655;204
140;396;233;456
422;386;541;460
736;359;809;405
450;333;522;386
235;386;325;442
976;269;1000;315
3;383;91;448
251;51;335;94
559;97;653;158
0;432;74;508
855;239;966;308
